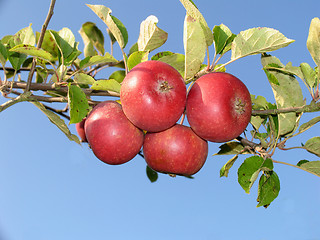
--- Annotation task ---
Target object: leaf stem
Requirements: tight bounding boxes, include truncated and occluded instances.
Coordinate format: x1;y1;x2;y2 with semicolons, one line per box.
272;159;319;178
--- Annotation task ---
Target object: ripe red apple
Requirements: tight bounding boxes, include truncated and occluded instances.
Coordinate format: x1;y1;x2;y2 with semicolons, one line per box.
84;101;144;165
186;72;252;143
120;60;187;132
76;117;87;142
143;124;208;176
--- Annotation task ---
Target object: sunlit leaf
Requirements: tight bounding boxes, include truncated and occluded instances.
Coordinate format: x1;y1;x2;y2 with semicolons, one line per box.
214;142;248;155
300;62;318;88
81;22;105;55
138;15;168;52
183;14;206;79
299;116;320;133
74;73;96;85
213;24;235;54
304;137;320;157
158;53;185;78
80;53;117;69
10;44;54;61
299;161;320;177
220;155;238;177
127;51;149;71
109;70;126;83
232;28;294;61
307;17;320;67
91;79;121;93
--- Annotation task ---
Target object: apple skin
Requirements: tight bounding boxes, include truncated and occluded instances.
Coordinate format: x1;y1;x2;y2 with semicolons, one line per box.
143;124;208;176
186;72;252;143
84;101;144;165
120;60;187;132
75;117;87;142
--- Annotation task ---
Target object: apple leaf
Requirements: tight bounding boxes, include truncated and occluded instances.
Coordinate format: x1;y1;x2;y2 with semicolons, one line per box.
9;44;54;61
213;24;236;55
91;79;121;93
138;15;168;52
183;14;206;79
307;17;320;68
238;156;273;194
179;0;213;47
257;171;280;208
74;73;96;85
231;27;294;61
86;4;128;49
299;161;320;177
151;51;174;60
261;54;304;136
68;84;90;124
10;24;36;47
300;62;318;88
0;42;8;67
304;137;320;157
36;30;58;59
299;116;320;133
220;155;238;178
146;166;158;183
158;53;185;78
79;53;118;69
109;70;126;83
31;101;80;144
127;51;149;71
214;142;248;155
80;22;105;56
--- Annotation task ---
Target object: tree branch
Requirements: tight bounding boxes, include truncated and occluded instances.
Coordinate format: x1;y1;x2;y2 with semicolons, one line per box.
25;0;56;92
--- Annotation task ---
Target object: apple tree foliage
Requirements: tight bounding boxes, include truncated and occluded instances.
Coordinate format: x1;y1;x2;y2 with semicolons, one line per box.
0;0;320;208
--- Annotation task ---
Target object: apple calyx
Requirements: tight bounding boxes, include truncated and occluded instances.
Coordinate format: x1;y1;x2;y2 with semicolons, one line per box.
158;80;173;92
234;98;247;114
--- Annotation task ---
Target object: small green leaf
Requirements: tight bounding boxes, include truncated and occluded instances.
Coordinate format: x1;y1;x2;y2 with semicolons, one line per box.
80;53;118;69
307;17;320;67
0;42;8;66
91;79;121;93
86;4;128;48
10;24;36;47
257;171;280;208
127;51;149;71
214;142;248;155
109;70;126;83
81;22;105;55
232;28;294;61
299;161;320;177
74;73;95;85
300;62;317;88
297;160;309;167
138;15;168;52
32;101;80;144
151;51;174;60
220;155;238;177
10;44;54;61
179;0;213;47
8;52;27;71
299;116;320;133
183;14;206;79
304;137;320;157
146;165;158;183
36;30;58;59
157;53;185;78
68;84;90;124
213;24;235;54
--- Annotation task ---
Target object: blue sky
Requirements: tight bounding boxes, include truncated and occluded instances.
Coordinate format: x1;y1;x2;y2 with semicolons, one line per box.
0;0;320;240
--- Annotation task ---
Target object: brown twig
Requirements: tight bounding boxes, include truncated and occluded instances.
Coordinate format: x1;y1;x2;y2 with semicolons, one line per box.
25;0;56;92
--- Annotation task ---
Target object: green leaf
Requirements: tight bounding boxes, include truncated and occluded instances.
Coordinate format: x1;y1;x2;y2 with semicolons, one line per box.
109;70;126;83
79;53;118;69
86;4;128;48
74;73;95;85
179;0;213;47
127;51;149;71
304;137;320;157
220;155;238;177
36;30;58;59
297;160;309;167
300;62;318;88
91;79;121;93
232;28;294;61
81;22;105;55
257;171;280;208
299;116;320;133
79;24;98;57
146;165;158;183
261;54;304;136
214;142;248;155
10;24;36;47
299;161;320;177
151;51;174;60
8;52;27;71
10;44;54;61
31;101;80;144
157;53;185;78
138;15;168;52
213;24;235;54
238;156;273;194
0;42;8;66
307;17;320;67
183;14;206;79
68;84;90;124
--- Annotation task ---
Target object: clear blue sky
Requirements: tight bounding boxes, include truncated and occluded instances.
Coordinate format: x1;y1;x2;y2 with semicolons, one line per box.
0;0;320;240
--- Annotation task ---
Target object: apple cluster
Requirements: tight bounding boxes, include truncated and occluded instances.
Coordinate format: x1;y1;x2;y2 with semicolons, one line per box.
76;60;252;176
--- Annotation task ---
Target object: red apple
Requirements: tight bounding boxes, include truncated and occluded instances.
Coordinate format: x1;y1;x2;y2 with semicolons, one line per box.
143;124;208;176
186;72;252;143
120;60;187;132
76;117;87;142
84;101;144;165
